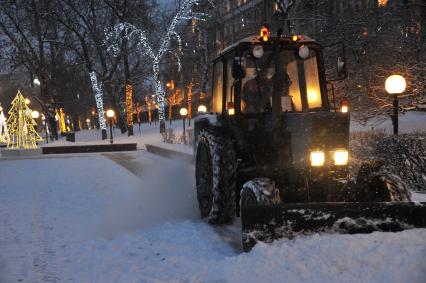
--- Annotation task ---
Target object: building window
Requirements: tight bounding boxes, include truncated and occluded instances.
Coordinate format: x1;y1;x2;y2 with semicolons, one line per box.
378;0;388;7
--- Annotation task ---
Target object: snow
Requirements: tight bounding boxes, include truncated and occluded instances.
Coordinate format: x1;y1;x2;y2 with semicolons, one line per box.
1;151;425;282
351;111;426;133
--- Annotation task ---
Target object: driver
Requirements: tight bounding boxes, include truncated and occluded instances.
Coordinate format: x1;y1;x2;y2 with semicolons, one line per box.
241;67;273;113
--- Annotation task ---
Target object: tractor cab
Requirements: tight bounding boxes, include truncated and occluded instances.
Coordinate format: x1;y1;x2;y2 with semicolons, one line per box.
201;35;350;178
211;35;329;116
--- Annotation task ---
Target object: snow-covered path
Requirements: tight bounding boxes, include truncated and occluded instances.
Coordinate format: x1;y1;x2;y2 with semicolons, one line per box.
0;151;425;282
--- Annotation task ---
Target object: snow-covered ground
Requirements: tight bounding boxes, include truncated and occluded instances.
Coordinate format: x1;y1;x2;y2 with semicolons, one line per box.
40;119;193;154
0;112;425;282
350;111;426;133
1;151;425;282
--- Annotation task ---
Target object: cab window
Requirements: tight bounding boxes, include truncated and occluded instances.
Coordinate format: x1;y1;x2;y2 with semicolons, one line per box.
241;50;303;113
304;51;322;109
212;61;223;113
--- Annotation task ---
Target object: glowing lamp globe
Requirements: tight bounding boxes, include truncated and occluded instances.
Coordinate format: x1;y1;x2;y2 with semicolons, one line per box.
106;109;115;118
385;75;406;94
180;107;188;116
25;98;30;105
86;118;90;123
31;110;40;119
298;45;309;59
197;105;207;113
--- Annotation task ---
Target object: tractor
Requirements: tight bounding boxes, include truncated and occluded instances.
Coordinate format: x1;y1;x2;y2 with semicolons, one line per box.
193;33;426;252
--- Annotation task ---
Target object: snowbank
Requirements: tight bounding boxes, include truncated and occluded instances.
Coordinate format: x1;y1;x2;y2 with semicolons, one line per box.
351;111;426;133
40;119;193;154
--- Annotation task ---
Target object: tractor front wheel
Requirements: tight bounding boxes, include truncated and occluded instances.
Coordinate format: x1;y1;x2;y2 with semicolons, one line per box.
195;129;236;224
240;178;281;209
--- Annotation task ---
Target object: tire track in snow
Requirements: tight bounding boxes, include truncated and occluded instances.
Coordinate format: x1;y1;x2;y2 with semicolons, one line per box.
28;186;69;282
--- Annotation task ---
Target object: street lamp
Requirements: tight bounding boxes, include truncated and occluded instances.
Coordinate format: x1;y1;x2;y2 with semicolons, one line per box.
385;75;406;135
31;110;40;119
106;109;115;144
86;118;91;129
180;107;188;144
25;98;30;105
197;104;207;113
33;77;41;86
31;110;40;135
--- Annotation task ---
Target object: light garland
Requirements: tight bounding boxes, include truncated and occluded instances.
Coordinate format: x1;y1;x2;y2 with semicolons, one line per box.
105;0;208;129
0;105;9;143
89;71;107;130
125;83;133;129
6;90;42;149
58;108;67;134
145;96;152;124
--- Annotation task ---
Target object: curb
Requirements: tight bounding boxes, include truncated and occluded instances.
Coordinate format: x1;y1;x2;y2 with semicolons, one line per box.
42;143;137;154
145;144;193;164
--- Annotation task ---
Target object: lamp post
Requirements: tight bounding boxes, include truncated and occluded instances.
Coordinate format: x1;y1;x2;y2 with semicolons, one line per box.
41;114;48;143
180;107;187;144
86;118;91;130
385;75;406;135
31;110;40;144
106;109;115;144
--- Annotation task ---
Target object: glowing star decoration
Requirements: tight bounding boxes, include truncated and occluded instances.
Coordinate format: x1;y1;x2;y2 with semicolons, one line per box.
6;90;42;149
105;0;208;132
0;105;10;143
125;83;134;130
89;71;107;131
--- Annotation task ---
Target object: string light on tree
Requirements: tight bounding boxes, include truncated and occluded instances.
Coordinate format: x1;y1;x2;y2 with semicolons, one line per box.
89;71;107;136
125;82;134;135
105;0;209;132
57;108;68;134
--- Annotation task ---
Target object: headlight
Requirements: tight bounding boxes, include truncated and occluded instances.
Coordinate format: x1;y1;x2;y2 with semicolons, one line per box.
310;151;325;167
334;150;348;166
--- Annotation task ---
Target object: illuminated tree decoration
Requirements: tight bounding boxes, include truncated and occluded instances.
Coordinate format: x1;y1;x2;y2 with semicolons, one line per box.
89;71;107;132
105;0;208;132
145;96;152;125
168;92;175;122
6;90;42;149
125;83;134;132
0;105;9;143
187;82;193;120
57;108;67;134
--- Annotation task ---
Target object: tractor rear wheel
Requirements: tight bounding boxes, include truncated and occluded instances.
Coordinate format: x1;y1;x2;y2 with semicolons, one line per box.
195;129;236;224
356;161;411;202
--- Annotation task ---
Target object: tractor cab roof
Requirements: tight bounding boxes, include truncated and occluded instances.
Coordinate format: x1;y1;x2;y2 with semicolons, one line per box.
220;35;317;56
